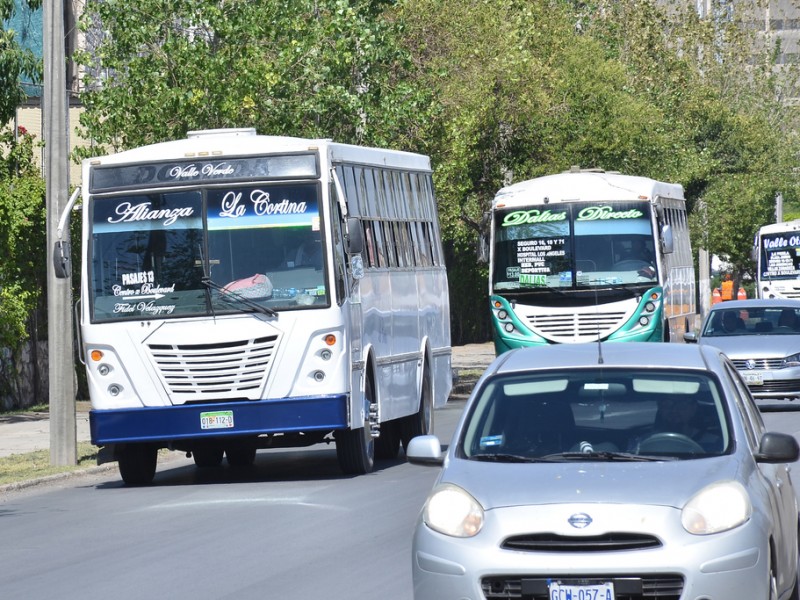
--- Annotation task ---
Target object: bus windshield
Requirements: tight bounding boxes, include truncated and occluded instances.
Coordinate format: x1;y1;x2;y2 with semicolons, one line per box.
89;181;328;322
492;202;656;292
758;231;800;281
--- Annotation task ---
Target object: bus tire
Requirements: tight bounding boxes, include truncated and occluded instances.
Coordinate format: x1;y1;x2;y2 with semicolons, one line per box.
335;376;375;474
401;366;433;452
117;443;158;486
375;419;401;460
193;444;224;468
225;439;257;467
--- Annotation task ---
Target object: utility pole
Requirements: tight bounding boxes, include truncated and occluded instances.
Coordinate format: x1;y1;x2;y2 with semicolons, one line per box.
44;0;76;465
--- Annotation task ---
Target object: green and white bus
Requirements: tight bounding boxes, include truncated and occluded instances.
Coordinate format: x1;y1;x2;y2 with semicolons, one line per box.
489;168;696;353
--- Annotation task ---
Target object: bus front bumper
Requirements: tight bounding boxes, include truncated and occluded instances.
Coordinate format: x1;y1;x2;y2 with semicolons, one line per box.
89;395;348;446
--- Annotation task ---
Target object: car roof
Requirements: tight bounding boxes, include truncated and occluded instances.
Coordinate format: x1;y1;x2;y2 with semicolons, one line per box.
489;342;721;376
708;298;800;311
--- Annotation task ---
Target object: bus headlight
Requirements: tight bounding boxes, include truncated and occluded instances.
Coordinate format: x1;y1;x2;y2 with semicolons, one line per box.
644;302;656;313
638;316;650;327
313;370;325;382
98;364;111;376
504;323;515;333
320;349;332;361
108;384;123;397
497;309;508;320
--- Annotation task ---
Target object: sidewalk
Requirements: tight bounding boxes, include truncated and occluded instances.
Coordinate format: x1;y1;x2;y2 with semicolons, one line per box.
0;343;497;459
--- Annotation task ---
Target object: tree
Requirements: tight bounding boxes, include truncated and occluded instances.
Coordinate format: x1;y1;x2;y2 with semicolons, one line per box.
75;0;434;154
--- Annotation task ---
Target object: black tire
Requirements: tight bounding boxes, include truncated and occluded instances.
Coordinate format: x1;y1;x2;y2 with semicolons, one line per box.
335;376;375;474
193;444;224;468
225;439;257;467
375;419;401;460
117;443;158;486
401;367;433;451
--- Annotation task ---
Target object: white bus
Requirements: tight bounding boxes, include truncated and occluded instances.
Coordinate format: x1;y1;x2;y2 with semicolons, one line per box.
752;220;800;299
55;128;451;485
489;168;696;352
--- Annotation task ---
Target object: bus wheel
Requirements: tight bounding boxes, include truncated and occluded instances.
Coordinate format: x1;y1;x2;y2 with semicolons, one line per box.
117;443;158;486
401;367;433;452
375;419;401;460
193;444;224;468
335;376;375;475
225;439;257;467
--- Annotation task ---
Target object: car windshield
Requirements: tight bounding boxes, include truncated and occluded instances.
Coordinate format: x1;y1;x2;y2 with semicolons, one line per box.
460;369;731;461
702;306;800;337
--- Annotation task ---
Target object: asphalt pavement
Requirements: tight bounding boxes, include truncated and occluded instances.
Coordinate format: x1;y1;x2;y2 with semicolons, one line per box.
0;342;497;459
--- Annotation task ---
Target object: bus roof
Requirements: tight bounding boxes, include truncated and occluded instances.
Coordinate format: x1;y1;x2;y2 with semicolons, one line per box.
493;169;684;208
85;128;431;172
758;219;800;235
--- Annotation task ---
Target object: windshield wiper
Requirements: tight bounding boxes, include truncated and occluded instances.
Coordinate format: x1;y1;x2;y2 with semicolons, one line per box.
541;451;674;462
201;277;277;317
471;453;563;463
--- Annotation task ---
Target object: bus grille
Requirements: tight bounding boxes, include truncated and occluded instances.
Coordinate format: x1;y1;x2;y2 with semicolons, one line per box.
528;311;628;342
148;335;278;396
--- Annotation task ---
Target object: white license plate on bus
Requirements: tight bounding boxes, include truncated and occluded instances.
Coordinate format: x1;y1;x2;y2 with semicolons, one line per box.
548;581;614;599
200;410;234;430
742;371;764;385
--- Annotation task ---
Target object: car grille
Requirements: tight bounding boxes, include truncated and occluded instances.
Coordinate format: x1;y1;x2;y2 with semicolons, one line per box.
751;380;800;395
502;532;661;552
731;358;785;370
481;575;683;600
527;310;627;342
148;335;278;396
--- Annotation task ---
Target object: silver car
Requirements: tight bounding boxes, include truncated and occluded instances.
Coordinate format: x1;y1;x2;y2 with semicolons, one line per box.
408;343;799;600
685;299;800;404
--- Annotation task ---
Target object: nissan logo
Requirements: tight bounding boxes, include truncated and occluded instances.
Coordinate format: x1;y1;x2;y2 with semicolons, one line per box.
568;513;593;529
746;359;756;370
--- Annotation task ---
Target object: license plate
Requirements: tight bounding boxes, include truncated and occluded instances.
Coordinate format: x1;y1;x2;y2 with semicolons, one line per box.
548;581;614;599
742;371;764;385
200;410;234;430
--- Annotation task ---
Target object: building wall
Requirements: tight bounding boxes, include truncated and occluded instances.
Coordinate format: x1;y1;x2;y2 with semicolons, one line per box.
10;104;91;188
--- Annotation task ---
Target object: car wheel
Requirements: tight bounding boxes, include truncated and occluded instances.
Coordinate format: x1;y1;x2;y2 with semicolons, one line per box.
117;443;158;486
335;376;375;475
401;366;433;451
193;444;224;468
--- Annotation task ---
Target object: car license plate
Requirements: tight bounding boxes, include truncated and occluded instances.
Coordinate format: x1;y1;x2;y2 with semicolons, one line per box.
742;371;764;385
548;581;614;599
200;410;234;430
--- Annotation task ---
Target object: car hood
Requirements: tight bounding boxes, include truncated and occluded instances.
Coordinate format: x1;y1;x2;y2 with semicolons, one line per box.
439;456;741;510
700;334;800;358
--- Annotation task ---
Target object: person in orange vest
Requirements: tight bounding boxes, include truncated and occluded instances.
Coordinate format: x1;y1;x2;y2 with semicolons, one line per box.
720;273;734;301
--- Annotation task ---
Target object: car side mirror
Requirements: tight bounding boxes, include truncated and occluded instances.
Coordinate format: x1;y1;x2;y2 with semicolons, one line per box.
683;331;697;343
406;434;445;466
755;432;800;463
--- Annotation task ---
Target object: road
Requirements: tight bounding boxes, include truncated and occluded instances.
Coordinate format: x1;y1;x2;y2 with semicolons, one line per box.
0;395;467;600
2;393;800;600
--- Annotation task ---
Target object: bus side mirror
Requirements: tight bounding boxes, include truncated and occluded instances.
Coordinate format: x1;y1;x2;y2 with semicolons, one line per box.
661;224;674;254
346;216;364;255
750;247;757;262
53;240;71;279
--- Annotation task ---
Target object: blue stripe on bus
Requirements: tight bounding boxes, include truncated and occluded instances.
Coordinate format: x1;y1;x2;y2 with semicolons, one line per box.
89;394;348;445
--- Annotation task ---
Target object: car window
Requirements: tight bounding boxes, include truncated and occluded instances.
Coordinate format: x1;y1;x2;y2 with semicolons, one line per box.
722;360;760;451
460;369;731;461
703;306;800;337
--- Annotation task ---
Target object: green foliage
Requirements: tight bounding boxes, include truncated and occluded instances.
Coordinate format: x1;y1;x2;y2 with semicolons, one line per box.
0;0;42;124
75;0;434;154
73;0;800;342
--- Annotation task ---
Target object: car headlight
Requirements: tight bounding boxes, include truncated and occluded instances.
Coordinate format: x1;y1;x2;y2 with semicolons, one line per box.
423;483;484;538
784;353;800;368
681;480;752;535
